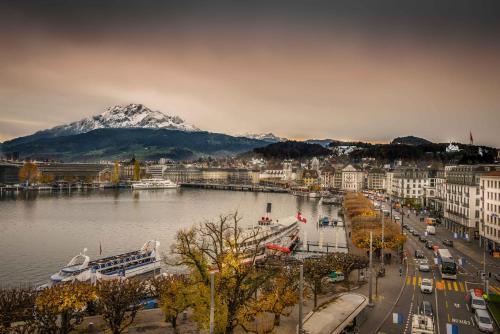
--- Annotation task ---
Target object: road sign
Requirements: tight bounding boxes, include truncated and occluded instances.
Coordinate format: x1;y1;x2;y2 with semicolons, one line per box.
446;323;458;334
392;313;404;324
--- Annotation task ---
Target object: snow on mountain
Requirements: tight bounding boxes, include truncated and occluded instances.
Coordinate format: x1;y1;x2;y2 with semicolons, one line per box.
33;104;200;138
239;133;287;142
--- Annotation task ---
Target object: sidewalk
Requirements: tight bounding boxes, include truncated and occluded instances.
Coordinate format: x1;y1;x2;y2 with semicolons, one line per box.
357;262;406;334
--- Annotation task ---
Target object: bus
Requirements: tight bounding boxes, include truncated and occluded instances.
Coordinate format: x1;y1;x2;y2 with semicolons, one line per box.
437;249;457;279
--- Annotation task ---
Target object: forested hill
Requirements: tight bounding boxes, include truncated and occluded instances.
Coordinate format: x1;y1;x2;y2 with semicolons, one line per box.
250;141;331;159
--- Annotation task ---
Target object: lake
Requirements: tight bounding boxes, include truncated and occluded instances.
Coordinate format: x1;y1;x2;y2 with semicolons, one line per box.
0;188;339;286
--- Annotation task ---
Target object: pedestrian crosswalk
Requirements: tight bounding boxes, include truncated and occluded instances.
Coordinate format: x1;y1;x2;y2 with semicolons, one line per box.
405;276;467;292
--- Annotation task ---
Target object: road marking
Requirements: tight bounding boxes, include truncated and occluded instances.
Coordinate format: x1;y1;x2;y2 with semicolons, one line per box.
459;281;465;292
436;281;444;290
413;276;416;286
447;314;451;322
406;276;411;285
418;276;422;285
454;303;460;308
453;281;458;291
447;281;452;291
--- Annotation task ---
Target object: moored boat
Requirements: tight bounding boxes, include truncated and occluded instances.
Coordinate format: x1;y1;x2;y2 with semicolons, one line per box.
132;178;178;189
43;240;161;288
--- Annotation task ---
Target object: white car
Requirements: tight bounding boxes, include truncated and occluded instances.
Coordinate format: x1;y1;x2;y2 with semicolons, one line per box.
420;278;433;294
418;261;431;272
474;309;494;333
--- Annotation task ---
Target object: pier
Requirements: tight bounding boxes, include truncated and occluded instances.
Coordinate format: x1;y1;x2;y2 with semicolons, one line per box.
179;182;288;193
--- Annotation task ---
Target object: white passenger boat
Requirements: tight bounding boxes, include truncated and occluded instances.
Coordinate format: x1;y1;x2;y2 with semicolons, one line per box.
44;240;161;287
240;216;300;257
132;178;178;189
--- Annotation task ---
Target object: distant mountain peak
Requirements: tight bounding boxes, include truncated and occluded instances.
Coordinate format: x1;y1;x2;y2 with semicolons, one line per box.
391;136;432;146
30;104;200;139
239;133;287;142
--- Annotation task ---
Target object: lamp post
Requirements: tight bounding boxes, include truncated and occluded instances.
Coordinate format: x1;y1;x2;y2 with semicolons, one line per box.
210;272;215;334
299;263;304;334
368;231;374;307
380;199;385;268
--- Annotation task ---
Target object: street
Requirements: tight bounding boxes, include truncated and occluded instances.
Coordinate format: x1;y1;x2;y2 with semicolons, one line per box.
378;202;500;334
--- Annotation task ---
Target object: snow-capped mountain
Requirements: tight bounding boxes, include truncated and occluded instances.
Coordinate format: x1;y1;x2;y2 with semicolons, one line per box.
32;104;200;138
239;133;287;143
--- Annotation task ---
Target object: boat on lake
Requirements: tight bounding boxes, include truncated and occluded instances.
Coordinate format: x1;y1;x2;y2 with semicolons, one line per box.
42;240;161;287
132;178;178;189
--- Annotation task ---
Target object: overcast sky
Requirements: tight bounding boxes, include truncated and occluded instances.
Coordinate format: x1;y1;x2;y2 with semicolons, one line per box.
1;0;499;146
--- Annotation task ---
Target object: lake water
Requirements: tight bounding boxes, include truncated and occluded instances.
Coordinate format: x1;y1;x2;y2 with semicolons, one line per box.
0;188;339;286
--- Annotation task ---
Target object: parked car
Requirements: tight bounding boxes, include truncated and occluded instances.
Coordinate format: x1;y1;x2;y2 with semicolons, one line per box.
324;272;345;283
403;224;409;229
466;289;487;311
412;231;420;237
420;278;433;294
473;309;494;333
419;236;427;242
420;300;433;317
425;241;434;249
415;250;425;259
443;239;454;247
409;228;415;234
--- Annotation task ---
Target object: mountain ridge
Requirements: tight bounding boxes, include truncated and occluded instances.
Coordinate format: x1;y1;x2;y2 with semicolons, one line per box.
3;104;199;147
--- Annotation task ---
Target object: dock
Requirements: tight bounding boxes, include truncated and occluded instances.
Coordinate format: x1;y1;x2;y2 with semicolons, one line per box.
179;182;288;193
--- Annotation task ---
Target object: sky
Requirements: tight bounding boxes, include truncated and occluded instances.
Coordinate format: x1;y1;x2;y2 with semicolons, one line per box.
1;0;500;146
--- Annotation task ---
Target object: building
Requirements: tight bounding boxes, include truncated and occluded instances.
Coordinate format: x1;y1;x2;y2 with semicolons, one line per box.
428;167;449;219
365;169;386;191
444;165;500;241
0;161;22;185
391;167;429;206
423;168;438;208
480;171;500;252
146;165;166;179
341;164;364;191
36;163;111;183
301;169;319;187
385;170;394;196
163;167;255;184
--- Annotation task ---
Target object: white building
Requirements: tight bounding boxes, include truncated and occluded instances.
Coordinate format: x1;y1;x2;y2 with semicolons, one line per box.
146;165;167;179
391;167;429;205
444;165;500;241
385;171;394;195
480;171;500;252
341;164;364;191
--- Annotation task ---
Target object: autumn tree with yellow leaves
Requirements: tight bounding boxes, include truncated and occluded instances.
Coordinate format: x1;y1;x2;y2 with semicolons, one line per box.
257;266;299;327
18;162;40;185
344;192;406;252
150;275;193;333
34;283;96;334
95;279;147;334
111;161;120;184
171;213;278;334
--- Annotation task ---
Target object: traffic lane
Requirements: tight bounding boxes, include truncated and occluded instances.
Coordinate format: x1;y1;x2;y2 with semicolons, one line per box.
380;237;420;334
404;222;483;334
402;213;500;292
403;211;498;269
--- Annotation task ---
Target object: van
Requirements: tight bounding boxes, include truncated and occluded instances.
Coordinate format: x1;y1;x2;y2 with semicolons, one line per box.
466;289;487;311
426;226;436;235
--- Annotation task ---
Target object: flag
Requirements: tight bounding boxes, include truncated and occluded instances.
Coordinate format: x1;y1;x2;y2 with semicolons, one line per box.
99;242;102;256
392;313;404;324
297;212;307;224
470;131;473;145
446;323;458;334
